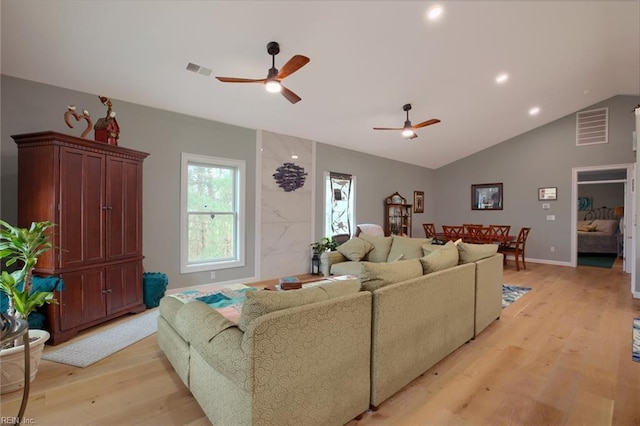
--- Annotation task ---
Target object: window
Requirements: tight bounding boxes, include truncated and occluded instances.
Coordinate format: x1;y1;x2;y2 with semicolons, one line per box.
180;153;245;273
324;172;356;237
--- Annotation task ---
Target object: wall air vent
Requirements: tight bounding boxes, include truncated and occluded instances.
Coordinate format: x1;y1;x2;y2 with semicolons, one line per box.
186;62;212;77
576;107;608;146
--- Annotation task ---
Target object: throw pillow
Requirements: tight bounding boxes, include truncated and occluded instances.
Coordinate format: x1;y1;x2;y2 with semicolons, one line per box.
457;241;498;264
577;224;597;232
336;237;374;261
331;261;364;277
420;243;459;274
422;240;454;256
359;233;393;263
359;259;423;292
387;235;433;261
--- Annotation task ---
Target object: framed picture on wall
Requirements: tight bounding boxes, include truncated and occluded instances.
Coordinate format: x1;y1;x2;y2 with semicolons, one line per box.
471;183;503;210
538;187;557;200
578;196;592;211
414;191;424;213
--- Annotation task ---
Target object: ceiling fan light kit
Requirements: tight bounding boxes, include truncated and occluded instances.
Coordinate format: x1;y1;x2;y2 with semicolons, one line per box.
373;103;441;140
215;41;309;104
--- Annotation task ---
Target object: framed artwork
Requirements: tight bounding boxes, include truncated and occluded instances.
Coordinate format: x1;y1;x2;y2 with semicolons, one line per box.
538;187;557;201
471;183;503;210
577;196;592;211
414;191;424;213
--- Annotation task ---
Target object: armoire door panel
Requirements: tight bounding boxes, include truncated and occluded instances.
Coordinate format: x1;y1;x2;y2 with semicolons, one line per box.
59;269;106;331
59;147;105;267
106;158;142;259
105;260;142;315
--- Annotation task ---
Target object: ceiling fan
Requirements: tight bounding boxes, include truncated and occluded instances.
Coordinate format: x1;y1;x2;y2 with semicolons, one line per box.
373;104;440;139
215;41;310;104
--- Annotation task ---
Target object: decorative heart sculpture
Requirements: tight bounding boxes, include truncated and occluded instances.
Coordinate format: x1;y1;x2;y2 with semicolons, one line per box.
64;106;93;138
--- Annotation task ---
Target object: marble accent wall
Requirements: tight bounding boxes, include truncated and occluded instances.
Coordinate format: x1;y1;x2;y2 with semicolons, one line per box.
259;130;314;280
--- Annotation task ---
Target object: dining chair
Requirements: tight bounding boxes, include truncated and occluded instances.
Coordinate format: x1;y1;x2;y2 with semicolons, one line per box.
332;234;350;245
442;225;465;241
489;224;511;246
422;223;436;238
497;227;531;271
468;226;492;244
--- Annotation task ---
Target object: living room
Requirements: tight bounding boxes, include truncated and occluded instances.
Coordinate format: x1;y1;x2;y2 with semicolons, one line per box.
1;1;640;424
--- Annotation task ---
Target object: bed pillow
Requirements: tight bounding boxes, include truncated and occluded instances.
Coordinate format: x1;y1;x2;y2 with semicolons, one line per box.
336;237;374;261
591;219;619;235
577;224;597;232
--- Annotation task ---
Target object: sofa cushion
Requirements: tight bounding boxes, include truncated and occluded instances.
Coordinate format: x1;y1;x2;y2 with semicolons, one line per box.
238;279;361;332
420;242;459;273
387;236;433;261
457;242;499;264
359;234;393;263
422;240;453;256
337;237;374;261
360;259;423;292
331;261;364;276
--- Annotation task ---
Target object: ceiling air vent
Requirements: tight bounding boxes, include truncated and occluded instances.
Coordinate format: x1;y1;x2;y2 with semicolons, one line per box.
576;107;608;146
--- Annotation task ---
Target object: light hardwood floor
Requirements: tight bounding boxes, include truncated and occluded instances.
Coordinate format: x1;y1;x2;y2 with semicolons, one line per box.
2;261;639;425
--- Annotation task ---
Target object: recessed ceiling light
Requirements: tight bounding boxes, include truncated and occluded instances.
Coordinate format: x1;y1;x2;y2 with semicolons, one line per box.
583;89;590;95
495;73;509;84
529;106;540;116
427;5;443;21
291;154;299;159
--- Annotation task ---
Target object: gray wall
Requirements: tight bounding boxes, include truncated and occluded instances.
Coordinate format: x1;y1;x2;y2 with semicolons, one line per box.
577;183;624;220
1;75;257;290
315;143;436;239
434;95;639;263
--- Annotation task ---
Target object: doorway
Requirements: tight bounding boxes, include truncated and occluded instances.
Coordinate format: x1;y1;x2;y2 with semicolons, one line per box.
571;164;634;277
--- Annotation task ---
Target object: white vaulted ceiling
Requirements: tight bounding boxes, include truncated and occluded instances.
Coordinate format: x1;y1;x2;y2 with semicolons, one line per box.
2;1;639;169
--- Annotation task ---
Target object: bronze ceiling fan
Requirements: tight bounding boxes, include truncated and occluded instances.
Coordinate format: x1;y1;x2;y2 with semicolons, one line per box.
215;41;309;104
373;104;440;139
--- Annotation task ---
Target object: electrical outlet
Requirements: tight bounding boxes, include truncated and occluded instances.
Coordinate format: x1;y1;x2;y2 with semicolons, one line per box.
546;214;555;221
550;246;555;252
542;203;551;210
210;271;216;280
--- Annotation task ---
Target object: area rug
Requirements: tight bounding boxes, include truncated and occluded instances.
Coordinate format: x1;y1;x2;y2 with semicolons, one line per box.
502;284;532;308
633;318;640;363
42;309;159;368
577;254;616;269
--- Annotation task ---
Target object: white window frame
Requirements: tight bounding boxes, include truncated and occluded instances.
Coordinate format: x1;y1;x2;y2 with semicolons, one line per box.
324;172;356;238
180;152;245;274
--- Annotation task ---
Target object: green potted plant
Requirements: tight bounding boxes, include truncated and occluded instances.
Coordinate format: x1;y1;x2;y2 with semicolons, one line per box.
310;237;338;255
0;220;57;394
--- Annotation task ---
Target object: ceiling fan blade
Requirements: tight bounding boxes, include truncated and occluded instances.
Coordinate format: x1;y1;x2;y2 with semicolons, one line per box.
373;127;404;130
277;55;310;79
281;85;302;104
412;119;441;129
215;77;266;83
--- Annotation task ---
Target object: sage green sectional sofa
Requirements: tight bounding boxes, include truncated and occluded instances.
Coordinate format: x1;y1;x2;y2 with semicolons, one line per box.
158;235;503;424
158;279;371;426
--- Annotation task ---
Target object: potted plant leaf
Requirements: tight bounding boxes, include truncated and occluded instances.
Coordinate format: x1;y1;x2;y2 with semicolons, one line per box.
0;220;57;394
310;236;338;255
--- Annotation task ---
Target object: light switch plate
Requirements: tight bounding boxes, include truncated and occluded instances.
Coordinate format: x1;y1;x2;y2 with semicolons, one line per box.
546;214;555;221
542;203;550;209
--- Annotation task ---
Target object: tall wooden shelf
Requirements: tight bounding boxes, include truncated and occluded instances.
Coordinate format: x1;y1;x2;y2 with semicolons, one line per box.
384;192;412;237
13;131;149;345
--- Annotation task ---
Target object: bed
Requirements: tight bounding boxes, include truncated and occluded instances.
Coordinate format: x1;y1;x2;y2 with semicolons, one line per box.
577;207;620;254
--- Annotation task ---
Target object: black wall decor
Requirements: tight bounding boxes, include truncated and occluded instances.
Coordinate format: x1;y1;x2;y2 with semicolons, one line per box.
273;162;307;192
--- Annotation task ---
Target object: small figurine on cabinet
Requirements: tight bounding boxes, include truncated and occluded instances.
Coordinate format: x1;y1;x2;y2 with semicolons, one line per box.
94;96;120;145
64;105;93;138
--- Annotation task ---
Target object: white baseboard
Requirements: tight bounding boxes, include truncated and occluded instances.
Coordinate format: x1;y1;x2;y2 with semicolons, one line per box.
502;255;572;267
633;291;640;299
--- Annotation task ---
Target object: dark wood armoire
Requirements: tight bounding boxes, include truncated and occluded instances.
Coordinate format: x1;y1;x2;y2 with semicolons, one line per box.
13;131;149;345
